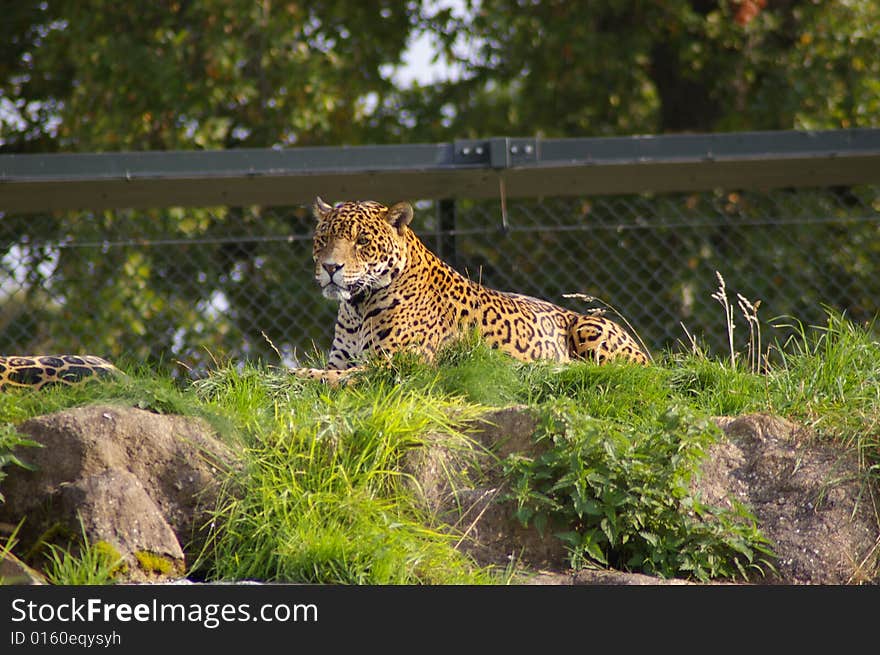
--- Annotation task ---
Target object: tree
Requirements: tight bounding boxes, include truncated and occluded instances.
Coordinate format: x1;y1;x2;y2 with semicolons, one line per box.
1;0;415;152
374;1;880;355
378;0;880;140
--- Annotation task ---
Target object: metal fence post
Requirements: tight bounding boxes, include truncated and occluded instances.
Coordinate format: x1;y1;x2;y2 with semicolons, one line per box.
436;198;457;268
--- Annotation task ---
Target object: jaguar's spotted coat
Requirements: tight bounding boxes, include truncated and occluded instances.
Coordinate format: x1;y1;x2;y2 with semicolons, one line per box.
0;355;120;391
294;198;649;383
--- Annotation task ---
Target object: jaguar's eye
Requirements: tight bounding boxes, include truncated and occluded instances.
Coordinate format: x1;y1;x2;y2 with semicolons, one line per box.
356;235;370;246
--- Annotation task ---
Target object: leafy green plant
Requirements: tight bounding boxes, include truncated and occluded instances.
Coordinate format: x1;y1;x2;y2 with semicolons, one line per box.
0;423;41;504
505;401;774;581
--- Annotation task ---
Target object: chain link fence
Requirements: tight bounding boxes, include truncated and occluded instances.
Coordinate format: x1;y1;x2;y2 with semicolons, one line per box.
1;184;878;376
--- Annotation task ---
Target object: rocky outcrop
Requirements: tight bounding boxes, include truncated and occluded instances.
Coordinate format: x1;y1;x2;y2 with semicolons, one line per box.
0;404;238;582
0;551;46;584
409;408;879;584
704;414;878;584
1;403;876;584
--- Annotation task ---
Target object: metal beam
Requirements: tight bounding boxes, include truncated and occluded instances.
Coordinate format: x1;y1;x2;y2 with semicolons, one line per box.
1;129;879;213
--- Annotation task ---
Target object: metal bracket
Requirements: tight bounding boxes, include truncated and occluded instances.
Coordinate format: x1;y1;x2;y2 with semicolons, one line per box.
453;140;491;165
453;138;539;168
490;137;538;168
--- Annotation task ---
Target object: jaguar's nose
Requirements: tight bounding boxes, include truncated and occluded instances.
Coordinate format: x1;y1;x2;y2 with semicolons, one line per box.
323;262;343;277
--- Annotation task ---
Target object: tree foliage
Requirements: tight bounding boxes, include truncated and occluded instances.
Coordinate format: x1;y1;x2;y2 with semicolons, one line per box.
1;0;414;152
384;0;880;140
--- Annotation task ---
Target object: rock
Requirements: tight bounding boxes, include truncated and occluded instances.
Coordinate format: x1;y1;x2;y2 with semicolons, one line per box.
0;404;238;582
1;551;46;585
57;469;185;582
523;569;695;585
703;414;879;584
412;407;879;584
467;405;541;459
406;406;566;570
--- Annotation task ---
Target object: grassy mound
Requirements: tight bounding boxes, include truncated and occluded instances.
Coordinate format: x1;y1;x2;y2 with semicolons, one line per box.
1;309;878;583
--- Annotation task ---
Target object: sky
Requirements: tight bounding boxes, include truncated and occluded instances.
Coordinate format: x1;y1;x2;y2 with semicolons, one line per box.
389;0;472;86
394;30;459;86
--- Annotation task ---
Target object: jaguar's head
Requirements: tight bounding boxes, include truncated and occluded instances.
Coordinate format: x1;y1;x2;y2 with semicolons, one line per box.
312;197;414;302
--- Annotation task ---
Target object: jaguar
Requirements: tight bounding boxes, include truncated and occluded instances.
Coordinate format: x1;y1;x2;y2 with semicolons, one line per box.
3;198;649;390
293;197;649;383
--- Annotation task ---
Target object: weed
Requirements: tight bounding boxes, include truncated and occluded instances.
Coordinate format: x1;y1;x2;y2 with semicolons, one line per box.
708;270;765;373
0;423;41;504
504;401;774;580
711;271;737;369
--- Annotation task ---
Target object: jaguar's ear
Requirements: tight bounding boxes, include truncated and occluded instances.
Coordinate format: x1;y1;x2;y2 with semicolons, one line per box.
313;196;334;221
386;202;414;235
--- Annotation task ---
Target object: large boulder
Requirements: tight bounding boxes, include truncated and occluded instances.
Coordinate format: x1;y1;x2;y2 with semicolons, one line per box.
0;404;238;582
405;406;565;570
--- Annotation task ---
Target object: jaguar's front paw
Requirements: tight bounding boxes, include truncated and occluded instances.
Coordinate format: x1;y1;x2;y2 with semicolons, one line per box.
290;366;363;386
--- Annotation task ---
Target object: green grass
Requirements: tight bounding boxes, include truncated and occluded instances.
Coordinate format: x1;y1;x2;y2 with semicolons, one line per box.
0;361;220;426
1;308;878;583
192;368;492;583
43;520;127;585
